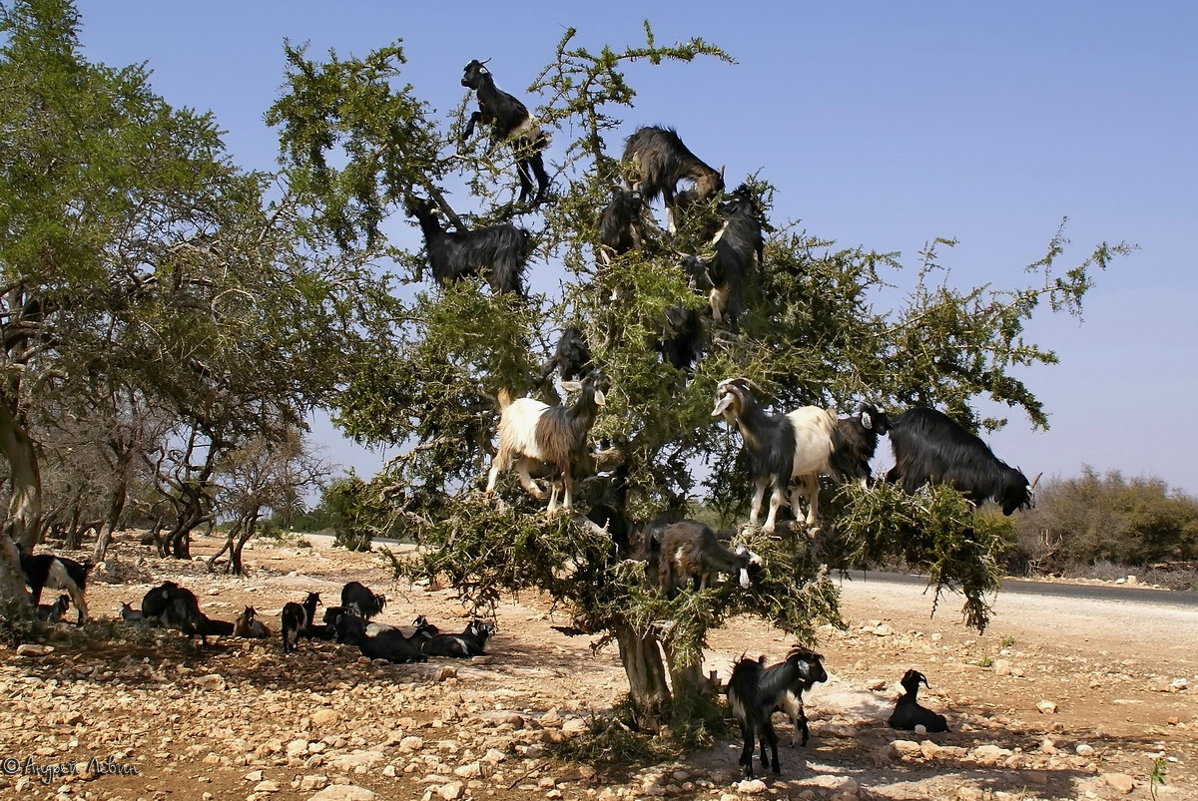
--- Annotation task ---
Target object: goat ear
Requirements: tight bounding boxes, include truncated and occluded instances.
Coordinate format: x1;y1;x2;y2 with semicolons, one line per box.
711;393;736;417
560;380;582;393
861;411;872;430
593;388;606;406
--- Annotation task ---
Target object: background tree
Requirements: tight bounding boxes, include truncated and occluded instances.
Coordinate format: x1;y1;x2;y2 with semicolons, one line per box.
270;25;1130;732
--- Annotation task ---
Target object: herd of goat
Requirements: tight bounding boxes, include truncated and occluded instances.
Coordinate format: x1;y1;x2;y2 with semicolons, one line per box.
10;58;1018;781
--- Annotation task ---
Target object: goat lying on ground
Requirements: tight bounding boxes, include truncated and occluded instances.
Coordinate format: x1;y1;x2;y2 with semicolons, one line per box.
335;613;432;663
886;406;1035;515
888;668;949;732
119;602;144;622
233;606;270;639
484;371;609;512
461;58;550;205
17;546;91;625
727;648;827;778
419;619;495;658
622;126;723;233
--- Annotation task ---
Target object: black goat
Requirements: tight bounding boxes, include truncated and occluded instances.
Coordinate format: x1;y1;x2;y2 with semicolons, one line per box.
17;546;91;625
888;669;950;732
336;613;431;663
727;648;827;778
461;59;550;205
485;370;610;512
622;126;723;233
341;581;386;619
706;185;765;329
281;592;321;654
654;520;761;596
539;325;592;383
767;648;828;747
886;407;1034;515
421;619;495;658
712;378;840;535
146;583;217;645
828;403;892;484
596;187;644;263
35;594;70;623
140;581;178;619
657;302;704;373
407;197;531;296
586;464;632;555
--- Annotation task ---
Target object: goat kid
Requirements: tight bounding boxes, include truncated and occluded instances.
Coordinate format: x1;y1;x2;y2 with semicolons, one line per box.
233;606;270;639
828;402;891;485
727;648;827;778
461;59;550;205
596;187;644;264
886;407;1035;515
484;371;609;512
712;378;839;535
36;594;71;623
622;126;724;233
706;185;765;328
407;197;531;296
654;520;761;596
17;546;91;625
539;325;592;383
888;668;950;732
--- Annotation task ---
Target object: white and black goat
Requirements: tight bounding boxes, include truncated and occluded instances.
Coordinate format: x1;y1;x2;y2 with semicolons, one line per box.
336;613;432;663
407;197;531;296
461;59;550;205
484;371;609;512
281;592;321;654
17;546;91;625
35;594;71;623
596;187;644;263
828;403;891;485
727;648;827;778
654;520;761;596
622;126;724;233
706;185;765;329
420;618;495;658
887;668;950;732
768;647;828;747
712;378;839;535
539;325;592;383
341;581;386;619
886;407;1034;515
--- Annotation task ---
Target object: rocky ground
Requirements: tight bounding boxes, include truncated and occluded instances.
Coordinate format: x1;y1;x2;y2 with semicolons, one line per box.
1;531;1194;801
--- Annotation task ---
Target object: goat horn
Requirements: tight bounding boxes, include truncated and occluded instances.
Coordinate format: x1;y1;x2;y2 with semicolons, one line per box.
1030;471;1043;490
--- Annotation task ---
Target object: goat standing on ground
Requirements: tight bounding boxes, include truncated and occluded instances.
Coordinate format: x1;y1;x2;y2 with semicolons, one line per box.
484;371;609;512
828;403;891;485
461;59;550;205
281;592;321;654
407;197;531;296
341;581;386;619
706;185;765;328
17;546;91;625
728;648;827;778
654;520;761;596
888;669;950;732
623;126;723;233
886;407;1035;514
712;378;839;535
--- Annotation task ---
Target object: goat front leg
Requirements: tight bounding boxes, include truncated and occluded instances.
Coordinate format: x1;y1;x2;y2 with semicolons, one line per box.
463;111;484;142
514;458;547;500
738;723;755;778
761;481;788;535
798;474;821;535
748;478;768;528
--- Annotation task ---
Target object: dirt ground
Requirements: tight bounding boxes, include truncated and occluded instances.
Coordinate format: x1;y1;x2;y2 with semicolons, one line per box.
1;532;1194;801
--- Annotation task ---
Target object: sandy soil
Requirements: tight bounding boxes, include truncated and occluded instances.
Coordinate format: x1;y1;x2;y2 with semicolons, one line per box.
1;532;1194;801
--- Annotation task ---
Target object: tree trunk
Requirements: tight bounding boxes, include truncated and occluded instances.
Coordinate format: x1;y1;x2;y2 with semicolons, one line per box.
91;478;128;563
230;511;260;576
0;532;32;613
662;636;711;723
0;401;42;549
613;622;670;731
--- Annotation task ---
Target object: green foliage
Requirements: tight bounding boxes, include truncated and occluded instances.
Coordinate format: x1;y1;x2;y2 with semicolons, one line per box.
318;474;404;551
1007;468;1198;573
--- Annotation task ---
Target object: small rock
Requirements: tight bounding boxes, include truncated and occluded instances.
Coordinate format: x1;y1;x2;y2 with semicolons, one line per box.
254;780;281;793
194;674;227;692
306;786;377;801
311;709;340;727
1170;677;1187;691
1101;773;1136;794
437;781;465;800
15;644;53;657
992;659;1012;676
890;739;922;758
735;779;768;795
914;724;928;735
435;667;457;682
866;678;887;691
453;762;481;779
399;736;424;753
245;770;265;782
1075;743;1095;756
562;718;588;735
1036;700;1058;714
299;775;328;791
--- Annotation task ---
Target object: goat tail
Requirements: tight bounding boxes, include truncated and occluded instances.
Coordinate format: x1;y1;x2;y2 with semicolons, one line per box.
497;389;513;410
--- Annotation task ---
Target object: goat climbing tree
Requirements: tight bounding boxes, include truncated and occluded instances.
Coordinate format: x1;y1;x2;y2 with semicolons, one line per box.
270;25;1130;733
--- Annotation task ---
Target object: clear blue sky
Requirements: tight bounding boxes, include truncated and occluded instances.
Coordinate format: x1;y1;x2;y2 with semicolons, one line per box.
72;1;1198;494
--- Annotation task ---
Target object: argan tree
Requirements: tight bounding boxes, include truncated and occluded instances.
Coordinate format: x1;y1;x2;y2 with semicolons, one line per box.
272;26;1129;731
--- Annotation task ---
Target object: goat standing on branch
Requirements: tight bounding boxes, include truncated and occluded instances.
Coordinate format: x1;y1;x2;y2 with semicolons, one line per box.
707;184;765;328
484;371;609;512
653;520;761;596
712;378;839;535
461;59;551;206
596;187;644;264
828;403;891;485
885;407;1035;515
406;197;531;297
622;125;724;234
